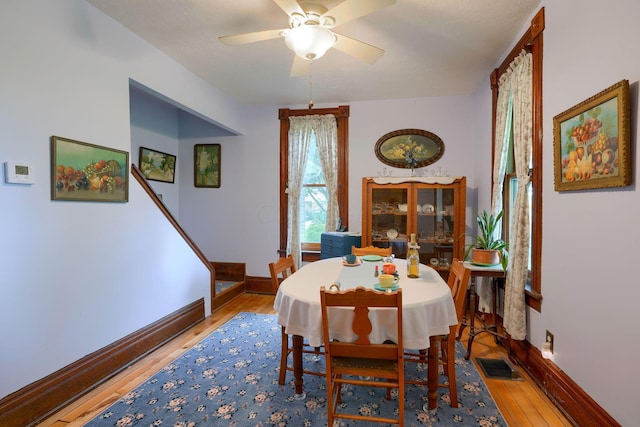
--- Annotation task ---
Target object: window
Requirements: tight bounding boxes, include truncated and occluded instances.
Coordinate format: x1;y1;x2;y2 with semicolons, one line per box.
491;8;543;311
300;137;328;243
278;106;350;261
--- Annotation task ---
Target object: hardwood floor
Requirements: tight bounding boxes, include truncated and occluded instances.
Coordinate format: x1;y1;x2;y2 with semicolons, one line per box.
39;293;572;426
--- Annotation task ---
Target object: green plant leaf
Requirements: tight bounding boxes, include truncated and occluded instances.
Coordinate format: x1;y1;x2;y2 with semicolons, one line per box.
462;209;509;270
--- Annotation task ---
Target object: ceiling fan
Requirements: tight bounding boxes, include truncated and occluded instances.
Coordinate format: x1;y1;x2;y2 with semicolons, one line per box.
219;0;396;76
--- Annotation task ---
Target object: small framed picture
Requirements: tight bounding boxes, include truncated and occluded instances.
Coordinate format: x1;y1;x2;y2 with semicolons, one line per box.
553;80;631;191
139;147;176;183
51;136;129;202
194;144;221;188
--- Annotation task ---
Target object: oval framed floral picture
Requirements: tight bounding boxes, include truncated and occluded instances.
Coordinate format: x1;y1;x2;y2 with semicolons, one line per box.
374;128;445;169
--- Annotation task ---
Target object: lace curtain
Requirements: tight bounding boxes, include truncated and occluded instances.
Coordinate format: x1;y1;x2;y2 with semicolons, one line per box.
488;50;532;340
502;51;532;340
286;115;338;268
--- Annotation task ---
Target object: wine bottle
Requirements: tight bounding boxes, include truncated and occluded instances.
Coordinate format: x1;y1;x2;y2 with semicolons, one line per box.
407;233;420;278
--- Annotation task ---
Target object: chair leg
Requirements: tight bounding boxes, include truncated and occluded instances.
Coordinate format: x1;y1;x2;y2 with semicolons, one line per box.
278;326;289;385
445;336;459;407
326;374;334;427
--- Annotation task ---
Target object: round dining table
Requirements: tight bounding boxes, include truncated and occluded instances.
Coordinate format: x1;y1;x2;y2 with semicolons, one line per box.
273;256;458;409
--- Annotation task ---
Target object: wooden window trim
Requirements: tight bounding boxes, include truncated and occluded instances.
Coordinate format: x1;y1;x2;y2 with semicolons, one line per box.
278;106;350;258
490;8;544;311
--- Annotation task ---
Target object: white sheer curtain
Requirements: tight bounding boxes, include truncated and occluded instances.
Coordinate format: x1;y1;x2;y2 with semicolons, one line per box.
488;50;532;340
314;115;339;234
502;51;532;340
286;114;338;269
476;60;515;315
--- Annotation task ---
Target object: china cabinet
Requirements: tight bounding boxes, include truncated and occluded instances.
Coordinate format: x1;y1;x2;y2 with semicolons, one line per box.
361;176;466;277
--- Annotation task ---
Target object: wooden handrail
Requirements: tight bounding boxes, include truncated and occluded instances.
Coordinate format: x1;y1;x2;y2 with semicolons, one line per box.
130;164;215;297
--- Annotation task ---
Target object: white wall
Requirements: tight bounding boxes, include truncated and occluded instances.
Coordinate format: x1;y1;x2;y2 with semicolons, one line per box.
468;1;639;424
0;0;245;398
2;0;637;424
533;1;638;424
130;88;181;215
347;97;476;236
178;98;476;277
207;107;278;267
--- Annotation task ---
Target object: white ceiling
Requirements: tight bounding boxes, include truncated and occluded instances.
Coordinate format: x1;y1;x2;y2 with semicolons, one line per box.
85;0;540;106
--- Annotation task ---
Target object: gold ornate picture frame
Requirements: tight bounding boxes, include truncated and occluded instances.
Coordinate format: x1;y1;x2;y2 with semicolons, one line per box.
553;80;631;192
374;129;445;169
51;136;129;202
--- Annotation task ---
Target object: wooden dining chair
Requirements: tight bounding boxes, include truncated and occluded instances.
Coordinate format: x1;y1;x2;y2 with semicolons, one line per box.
404;258;470;407
320;286;404;426
351;245;392;257
268;255;324;385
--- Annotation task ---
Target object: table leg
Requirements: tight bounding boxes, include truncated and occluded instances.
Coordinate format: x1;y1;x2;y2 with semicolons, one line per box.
427;336;438;409
292;334;306;400
464;277;477;360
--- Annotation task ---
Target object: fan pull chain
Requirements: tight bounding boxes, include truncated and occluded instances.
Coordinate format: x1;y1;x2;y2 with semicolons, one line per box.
308;60;314;110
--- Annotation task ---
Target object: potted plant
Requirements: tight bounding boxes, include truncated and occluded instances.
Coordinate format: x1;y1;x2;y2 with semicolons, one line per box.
463;209;509;270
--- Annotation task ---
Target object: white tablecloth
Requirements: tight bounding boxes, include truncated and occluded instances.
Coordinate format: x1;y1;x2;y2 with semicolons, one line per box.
273;257;458;349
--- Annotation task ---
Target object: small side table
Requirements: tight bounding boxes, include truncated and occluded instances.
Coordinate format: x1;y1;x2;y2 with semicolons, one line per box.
459;262;510;360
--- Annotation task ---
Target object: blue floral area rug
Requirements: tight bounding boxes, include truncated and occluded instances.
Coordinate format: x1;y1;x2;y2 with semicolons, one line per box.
85;312;506;426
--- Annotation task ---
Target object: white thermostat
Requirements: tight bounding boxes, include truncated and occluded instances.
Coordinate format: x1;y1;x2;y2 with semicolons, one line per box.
4;162;35;184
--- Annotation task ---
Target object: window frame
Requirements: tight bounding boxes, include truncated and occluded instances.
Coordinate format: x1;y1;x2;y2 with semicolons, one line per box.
278;106;350;260
490;8;544;311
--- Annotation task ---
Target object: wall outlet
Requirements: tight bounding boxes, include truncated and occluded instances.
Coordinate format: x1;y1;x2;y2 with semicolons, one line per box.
545;330;554;354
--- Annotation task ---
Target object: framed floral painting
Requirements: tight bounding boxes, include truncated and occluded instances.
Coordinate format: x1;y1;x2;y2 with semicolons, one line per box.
553;79;631;191
374;129;445;169
194;144;220;188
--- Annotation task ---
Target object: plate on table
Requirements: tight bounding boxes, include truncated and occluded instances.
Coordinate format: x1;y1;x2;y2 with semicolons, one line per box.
342;258;361;266
362;254;383;262
374;283;399;292
470;260;500;267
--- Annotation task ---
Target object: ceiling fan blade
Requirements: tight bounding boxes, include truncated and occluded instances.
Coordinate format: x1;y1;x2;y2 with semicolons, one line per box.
321;0;396;27
333;32;385;64
219;29;286;46
273;0;305;17
290;55;311;77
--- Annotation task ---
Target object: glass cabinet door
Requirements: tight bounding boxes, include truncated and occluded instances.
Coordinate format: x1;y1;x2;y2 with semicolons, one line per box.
362;177;466;278
369;185;409;257
416;185;457;272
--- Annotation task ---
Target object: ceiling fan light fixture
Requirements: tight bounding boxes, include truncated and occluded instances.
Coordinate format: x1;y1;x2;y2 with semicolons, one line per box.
284;25;336;61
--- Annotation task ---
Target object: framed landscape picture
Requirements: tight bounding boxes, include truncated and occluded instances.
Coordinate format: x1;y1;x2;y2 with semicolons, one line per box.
194;144;221;188
51;136;129;202
139;147;176;183
553;79;631;191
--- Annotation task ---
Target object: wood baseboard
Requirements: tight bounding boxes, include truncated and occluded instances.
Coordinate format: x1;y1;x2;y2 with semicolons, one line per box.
0;298;205;427
246;275;274;294
509;338;620;427
212;283;245;311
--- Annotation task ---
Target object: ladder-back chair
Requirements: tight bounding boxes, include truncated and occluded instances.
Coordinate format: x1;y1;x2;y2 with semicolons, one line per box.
320;286;404;426
269;255;324;385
